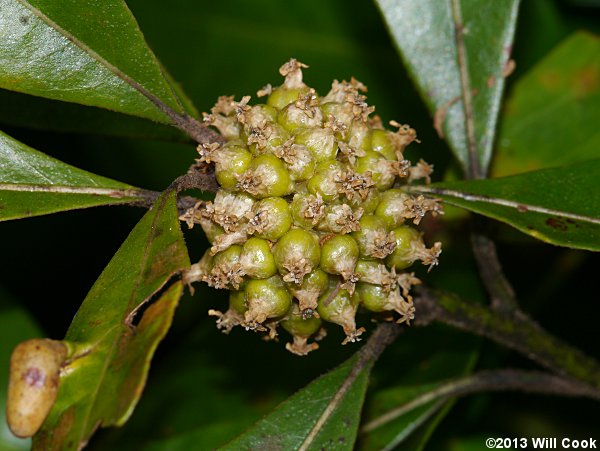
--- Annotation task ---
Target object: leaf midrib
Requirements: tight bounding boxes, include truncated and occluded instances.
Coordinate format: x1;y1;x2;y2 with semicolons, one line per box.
16;0;179;120
414;186;600;225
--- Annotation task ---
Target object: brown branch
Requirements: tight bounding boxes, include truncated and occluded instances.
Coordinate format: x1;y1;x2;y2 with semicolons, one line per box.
451;0;481;179
414;287;600;389
169;163;219;194
361;369;600;434
125;189;206;217
471;220;518;313
166;113;225;146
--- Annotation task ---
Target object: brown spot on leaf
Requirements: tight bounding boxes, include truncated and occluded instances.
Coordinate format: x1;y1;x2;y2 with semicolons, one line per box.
573;65;599;97
19;15;29;25
545;217;568;231
539;71;560;91
42;406;76;449
142;241;185;283
517;204;528;212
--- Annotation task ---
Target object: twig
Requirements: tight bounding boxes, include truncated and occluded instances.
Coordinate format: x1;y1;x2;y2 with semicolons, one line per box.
125;189;205;218
471;222;518;313
298;322;401;451
413;288;600;389
451;0;481;179
169;164;219;193
168;113;225;146
361;369;600;434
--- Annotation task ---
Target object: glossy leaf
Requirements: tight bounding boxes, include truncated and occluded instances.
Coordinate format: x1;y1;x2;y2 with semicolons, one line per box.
361;387;445;451
32;190;190;450
360;328;479;451
0;130;154;221
374;0;520;175
0;0;190;123
222;351;375;450
0;288;41;450
412;160;600;250
493;32;600;176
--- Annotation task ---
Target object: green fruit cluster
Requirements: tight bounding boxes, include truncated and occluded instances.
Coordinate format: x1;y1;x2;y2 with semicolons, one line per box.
182;59;442;355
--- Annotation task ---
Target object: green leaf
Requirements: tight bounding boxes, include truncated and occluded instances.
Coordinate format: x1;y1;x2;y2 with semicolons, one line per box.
493;32;600;176
222;346;380;450
411;160;600;251
0;288;41;451
360;329;479;451
374;0;520;175
361;386;446;451
0;0;190;123
0;130;154;221
32;190;190;450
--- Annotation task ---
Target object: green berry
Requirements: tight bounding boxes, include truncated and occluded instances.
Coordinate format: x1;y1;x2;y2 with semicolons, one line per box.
355;150;396;191
240;237;277;279
320;102;353;129
347;121;372;152
294;127;337;162
386;225;421;270
229;289;248;315
244;275;292;325
247;123;291;156
248;197;292;241
281;304;322;338
355;282;388;312
286;268;329;314
212;244;242;269
247;104;278;126
273;229;321;284
267;86;310;109
275;142;315;182
375;189;409;229
281;303;323;355
206;245;244;290
320;235;359;279
370;129;397;160
213;141;253;191
352;215;396;260
277;92;323;132
316;203;362;235
291;193;325;230
317;280;363;343
344;186;381;214
307;161;342;202
355;282;415;324
354;259;380;279
354;259;395;287
238;154;292;198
